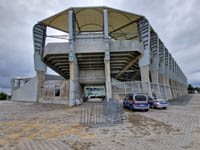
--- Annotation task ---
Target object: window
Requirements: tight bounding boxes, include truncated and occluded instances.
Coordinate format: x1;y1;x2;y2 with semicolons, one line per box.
135;95;147;101
55;86;60;97
128;95;133;100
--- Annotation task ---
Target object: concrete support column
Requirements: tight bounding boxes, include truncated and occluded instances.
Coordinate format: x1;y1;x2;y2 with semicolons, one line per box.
68;9;80;106
169;78;175;99
172;80;177;98
179;83;182;96
36;71;45;103
69;61;80;106
171;80;175;98
69;62;75;106
175;82;178;98
105;61;112;99
177;82;180;96
180;84;183;96
182;85;185;95
182;85;186;95
140;65;152;97
175;81;178;97
104;8;112;100
159;75;167;99
150;70;161;98
165;76;173;99
182;84;184;96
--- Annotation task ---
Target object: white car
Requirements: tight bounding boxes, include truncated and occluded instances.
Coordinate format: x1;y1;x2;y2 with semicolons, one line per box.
152;98;169;109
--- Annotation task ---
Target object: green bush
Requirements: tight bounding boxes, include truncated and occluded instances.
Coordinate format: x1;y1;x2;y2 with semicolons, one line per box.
0;92;8;100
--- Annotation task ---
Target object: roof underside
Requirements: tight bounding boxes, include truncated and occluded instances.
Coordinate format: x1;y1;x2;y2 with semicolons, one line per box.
40;6;144;40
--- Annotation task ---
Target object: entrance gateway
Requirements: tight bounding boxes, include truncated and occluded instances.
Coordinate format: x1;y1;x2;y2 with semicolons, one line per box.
84;86;105;100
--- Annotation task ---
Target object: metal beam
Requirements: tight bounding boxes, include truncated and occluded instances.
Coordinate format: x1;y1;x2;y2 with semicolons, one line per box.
115;55;141;79
110;19;140;35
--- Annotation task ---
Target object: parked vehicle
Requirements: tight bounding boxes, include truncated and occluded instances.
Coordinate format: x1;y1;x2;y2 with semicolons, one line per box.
123;93;149;111
149;97;169;109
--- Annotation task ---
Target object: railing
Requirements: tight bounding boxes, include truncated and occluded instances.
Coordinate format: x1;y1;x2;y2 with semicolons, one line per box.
80;100;124;127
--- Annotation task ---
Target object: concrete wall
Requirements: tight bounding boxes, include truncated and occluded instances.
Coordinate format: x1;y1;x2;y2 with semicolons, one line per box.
11;76;70;105
43;42;70;57
110;40;143;53
42;80;70;105
75;39;105;53
44;40;143;57
12;77;37;102
79;70;105;84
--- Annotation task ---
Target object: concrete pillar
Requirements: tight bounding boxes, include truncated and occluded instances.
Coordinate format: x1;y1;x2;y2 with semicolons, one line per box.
104;8;112;100
177;83;180;96
69;61;79;106
181;84;184;96
165;76;173;99
159;75;167;99
68;9;80;106
150;70;161;98
172;80;177;98
171;80;175;98
105;61;112;99
169;78;175;99
69;62;75;106
36;71;45;103
175;81;178;97
140;65;152;97
179;83;182;96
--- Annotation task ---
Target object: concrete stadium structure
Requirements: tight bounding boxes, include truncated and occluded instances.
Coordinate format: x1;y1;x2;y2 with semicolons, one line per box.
11;6;187;106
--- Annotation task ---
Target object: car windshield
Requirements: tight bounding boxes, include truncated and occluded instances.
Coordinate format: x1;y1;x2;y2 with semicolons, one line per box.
135;95;147;101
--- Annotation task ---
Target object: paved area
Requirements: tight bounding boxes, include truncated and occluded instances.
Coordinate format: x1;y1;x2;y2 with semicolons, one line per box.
0;94;199;150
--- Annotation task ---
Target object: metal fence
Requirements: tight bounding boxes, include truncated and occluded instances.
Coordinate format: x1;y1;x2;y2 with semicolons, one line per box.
80;100;124;127
111;81;149;100
111;81;174;100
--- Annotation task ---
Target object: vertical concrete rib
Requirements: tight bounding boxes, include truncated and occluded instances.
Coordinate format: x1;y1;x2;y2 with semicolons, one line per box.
36;71;45;103
104;8;112;100
164;49;173;99
150;31;161;98
33;23;47;103
137;18;152;97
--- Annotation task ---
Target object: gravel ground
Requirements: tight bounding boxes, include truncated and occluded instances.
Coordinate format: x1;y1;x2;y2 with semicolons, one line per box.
0;94;199;150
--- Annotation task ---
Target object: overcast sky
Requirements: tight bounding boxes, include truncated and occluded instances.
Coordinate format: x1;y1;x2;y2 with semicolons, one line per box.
0;0;200;93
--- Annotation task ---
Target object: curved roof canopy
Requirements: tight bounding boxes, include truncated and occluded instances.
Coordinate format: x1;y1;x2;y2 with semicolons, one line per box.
39;6;145;40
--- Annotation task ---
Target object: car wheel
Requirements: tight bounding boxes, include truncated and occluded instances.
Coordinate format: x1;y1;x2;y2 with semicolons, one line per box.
163;107;167;109
123;103;126;108
131;106;134;111
145;109;149;112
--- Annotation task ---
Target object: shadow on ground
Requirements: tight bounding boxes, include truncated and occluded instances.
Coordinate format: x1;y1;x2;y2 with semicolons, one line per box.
168;95;193;106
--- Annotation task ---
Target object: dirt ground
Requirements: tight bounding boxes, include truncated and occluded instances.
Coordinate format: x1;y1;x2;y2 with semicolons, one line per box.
0;94;200;150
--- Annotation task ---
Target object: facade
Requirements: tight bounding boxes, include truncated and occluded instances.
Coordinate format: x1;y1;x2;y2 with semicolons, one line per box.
11;6;187;106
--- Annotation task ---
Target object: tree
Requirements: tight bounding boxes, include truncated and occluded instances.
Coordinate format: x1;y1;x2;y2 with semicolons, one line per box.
188;84;194;91
0;92;8;100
